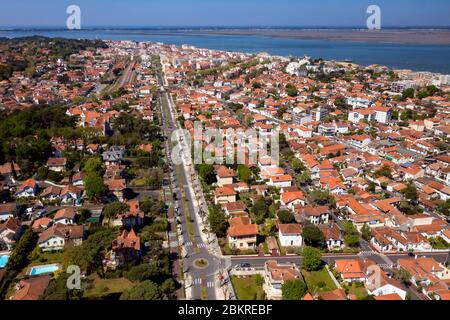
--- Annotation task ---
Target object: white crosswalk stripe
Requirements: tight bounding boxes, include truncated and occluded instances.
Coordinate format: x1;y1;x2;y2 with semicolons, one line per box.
359;251;376;256
192;278;202;285
197;243;207;248
184;241;193;246
207;282;214;288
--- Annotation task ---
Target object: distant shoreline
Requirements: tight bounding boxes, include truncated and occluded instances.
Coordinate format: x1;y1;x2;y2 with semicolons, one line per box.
174;29;450;45
2;27;450;45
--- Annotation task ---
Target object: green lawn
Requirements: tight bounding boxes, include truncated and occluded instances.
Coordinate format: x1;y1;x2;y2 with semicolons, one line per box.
28;249;66;267
343;283;369;300
302;268;337;294
231;275;266;300
429;237;450;249
83;275;134;299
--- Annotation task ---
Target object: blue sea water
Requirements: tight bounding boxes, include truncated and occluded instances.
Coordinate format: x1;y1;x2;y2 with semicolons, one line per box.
1;29;450;74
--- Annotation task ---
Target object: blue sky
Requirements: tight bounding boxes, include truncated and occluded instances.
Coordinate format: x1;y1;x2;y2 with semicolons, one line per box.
1;0;450;27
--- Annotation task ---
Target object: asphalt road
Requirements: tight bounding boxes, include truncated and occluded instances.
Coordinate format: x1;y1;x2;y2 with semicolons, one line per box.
159;81;222;300
230;251;450;268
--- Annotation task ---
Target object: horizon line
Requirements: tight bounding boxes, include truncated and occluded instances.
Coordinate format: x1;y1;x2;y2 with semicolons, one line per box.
2;25;450;29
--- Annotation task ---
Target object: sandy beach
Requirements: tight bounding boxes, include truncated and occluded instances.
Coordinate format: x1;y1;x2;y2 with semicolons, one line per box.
169;28;450;45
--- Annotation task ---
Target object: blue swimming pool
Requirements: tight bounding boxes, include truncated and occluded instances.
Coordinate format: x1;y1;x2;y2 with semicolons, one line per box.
29;264;60;276
0;255;9;268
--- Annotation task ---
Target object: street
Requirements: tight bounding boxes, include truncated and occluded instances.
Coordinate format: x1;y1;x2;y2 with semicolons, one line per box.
158;73;227;300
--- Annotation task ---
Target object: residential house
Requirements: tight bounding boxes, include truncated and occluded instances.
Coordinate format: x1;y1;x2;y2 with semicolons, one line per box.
397;257;450;288
72;171;86;187
46;157;67;172
263;260;302;300
104;229;141;269
227;216;258;250
38;224;84;252
10;275;51;300
294;206;330;225
53;208;77;225
0;162;21;182
102;147;125;166
31;217;53;232
0;203;18;222
278;224;303;247
60;185;82;205
105;179;127;202
267;174;293;188
115;200;145;228
40;185;62;202
280;191;305;211
366;269;408;300
221;201;247;217
15;178;38;198
215;166;237;187
319;223;344;250
334;259;375;283
0;218;22;250
214;186;237;205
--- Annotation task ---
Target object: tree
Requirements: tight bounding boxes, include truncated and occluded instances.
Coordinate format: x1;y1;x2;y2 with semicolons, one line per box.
302;224;325;248
281;279;307;300
83;156;106;176
400;182;418;200
209;205;228;237
103;202;129;220
286;83;298;97
344;234;360;247
139;197;166;218
302;246;322;271
0;227;38;297
402;88;415;99
436;200;450;216
310;189;334;205
252;198;269;224
277;210;295;224
197;164;216;185
375;165;392;179
237;165;252;183
15;136;52;164
41;273;83;300
67;228;116;276
160;278;177;296
120;280;162;300
291;158;306;173
395;268;412;285
298;171;312;185
5;228;37;272
341;220;354;233
361;224;371;241
84;173;107;201
124;261;170;283
342;221;360;247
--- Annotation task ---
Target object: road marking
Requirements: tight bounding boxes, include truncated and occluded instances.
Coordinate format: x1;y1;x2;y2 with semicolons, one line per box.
192;278;202;285
359;251;376;256
207;281;214;288
184;241;193;247
197;243;207;248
